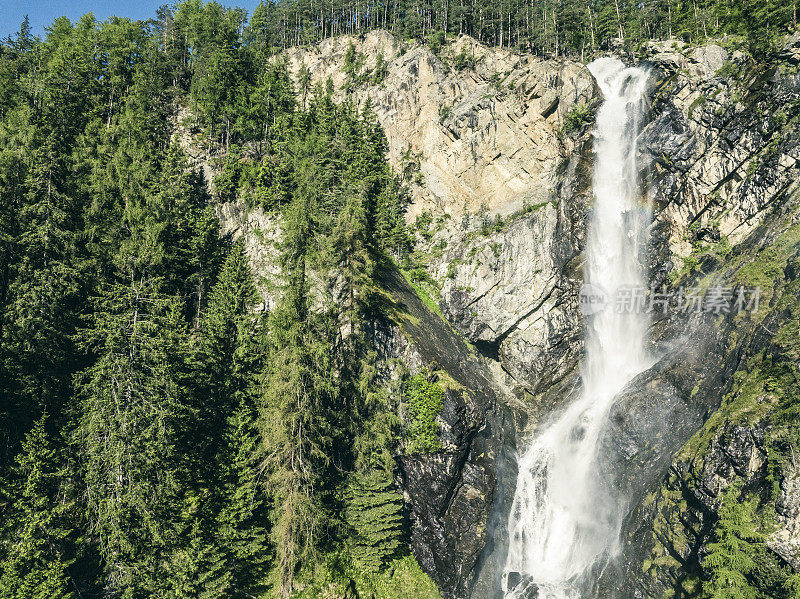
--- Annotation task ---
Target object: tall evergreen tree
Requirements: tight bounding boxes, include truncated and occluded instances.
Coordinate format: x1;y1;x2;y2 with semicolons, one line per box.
260;194;336;598
192;239;259;474
0;413;75;599
218;397;272;598
702;483;762;599
76;278;187;596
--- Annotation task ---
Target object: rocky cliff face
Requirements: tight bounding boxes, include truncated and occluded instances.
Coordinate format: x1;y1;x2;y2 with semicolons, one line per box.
284;31;595;221
279;33;600;597
215;30;800;599
592;35;800;598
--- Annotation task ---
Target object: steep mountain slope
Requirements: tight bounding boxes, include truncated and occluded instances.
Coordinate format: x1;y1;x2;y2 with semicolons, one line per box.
2;5;798;597
219;31;800;598
596;36;800;598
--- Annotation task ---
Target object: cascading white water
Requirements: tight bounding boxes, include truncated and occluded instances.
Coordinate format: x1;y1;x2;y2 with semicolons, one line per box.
502;58;652;599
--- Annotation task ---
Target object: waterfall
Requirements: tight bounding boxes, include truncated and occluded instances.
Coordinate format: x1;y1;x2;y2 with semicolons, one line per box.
502;58;652;599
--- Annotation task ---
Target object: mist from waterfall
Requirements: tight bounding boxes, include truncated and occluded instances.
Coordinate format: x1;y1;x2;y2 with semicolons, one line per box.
502;57;652;599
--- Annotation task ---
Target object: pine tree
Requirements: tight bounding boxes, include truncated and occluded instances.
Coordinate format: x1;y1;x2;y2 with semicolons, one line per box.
702;482;762;599
0;413;75;599
344;469;405;572
260;194;336;598
168;518;232;599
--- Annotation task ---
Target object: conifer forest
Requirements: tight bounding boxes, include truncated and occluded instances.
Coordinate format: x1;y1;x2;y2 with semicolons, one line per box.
0;1;798;598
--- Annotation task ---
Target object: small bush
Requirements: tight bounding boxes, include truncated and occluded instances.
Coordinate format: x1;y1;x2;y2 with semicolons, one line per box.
213;147;244;202
562;102;594;134
489;72;504;91
404;372;444;454
688;95;707;119
428;30;446;55
453;46;474;70
372;51;388;84
715;60;741;81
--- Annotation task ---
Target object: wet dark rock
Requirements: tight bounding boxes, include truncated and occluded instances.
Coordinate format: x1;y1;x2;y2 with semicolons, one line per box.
505;571;522;590
641;106;697;172
378;268;517;599
502;572;539;598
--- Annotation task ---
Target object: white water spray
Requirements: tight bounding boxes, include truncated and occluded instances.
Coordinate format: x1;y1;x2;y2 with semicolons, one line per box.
502;58;652;599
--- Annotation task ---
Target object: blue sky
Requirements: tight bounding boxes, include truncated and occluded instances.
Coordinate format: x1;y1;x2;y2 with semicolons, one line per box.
1;1;261;38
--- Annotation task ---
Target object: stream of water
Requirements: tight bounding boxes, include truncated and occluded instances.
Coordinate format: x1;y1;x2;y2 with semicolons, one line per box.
502;57;652;599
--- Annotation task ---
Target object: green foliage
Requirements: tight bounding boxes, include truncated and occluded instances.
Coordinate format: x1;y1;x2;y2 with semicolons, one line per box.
2;2;795;598
688;95;708;119
699;478;800;597
260;198;337;597
343;42;366;88
228;0;796;60
294;554;441;599
489;72;505;92
345;469;405;572
214;148;245;202
428;31;446;55
400;264;444;319
216;399;272;597
669;223;800;599
297;63;312;107
701;483;762;599
0;5;422;598
716;60;743;81
403;372;444;454
168;519;232;599
0;414;76;599
562;102;594;134
353;555;442;598
453;46;474;71
438;104;452;124
373;52;389;84
76;280;189;596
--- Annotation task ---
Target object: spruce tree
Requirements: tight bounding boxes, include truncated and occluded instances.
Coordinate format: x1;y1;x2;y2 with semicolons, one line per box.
168;518;232;599
76;277;187;596
344;469;404;572
702;482;762;599
156;143;221;311
260;194;336;598
218;398;272;598
3;130;81;448
192;239;258;474
192;239;273;596
0;413;75;599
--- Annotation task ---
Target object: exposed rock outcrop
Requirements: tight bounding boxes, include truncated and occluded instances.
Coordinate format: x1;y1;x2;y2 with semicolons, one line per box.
284;31;595;220
212;29;800;599
215;200;282;309
590;38;800;598
642;42;800;261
